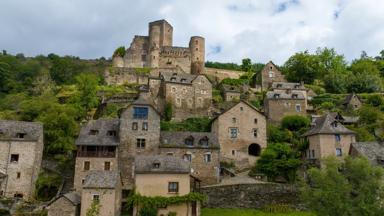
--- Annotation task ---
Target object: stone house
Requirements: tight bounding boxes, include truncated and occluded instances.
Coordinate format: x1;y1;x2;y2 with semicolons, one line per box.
0;120;44;200
264;88;307;123
47;192;81;216
221;84;241;102
159;131;220;185
133;156;200;216
149;71;212;120
74;119;120;192
349;142;384;167
342;93;362;110
80;171;122;216
211;101;267;170
255;61;286;90
302;113;356;165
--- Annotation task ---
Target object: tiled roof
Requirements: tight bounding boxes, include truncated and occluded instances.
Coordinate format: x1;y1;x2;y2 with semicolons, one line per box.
135;155;190;174
160;131;219;149
0;120;43;141
83;171;119;189
75;119;119;146
160;71;197;84
266;89;306;100
303;113;356;136
351;142;384;166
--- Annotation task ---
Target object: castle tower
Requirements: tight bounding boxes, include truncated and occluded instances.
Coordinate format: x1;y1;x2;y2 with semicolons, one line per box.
148;20;173;68
189;36;205;74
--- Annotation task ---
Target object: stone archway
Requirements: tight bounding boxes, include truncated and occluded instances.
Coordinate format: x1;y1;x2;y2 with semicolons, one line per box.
248;144;261;156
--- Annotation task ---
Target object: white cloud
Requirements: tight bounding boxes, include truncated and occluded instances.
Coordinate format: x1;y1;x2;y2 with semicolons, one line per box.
0;0;383;64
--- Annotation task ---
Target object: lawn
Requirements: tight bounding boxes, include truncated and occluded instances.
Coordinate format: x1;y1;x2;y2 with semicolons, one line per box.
201;208;315;216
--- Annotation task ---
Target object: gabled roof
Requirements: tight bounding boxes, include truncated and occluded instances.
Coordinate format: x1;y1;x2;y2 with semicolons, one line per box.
160;71;197;84
47;192;81;207
135;155;190;174
351;142;384;166
221;84;241;93
342;93;361;105
83;171;120;189
0;120;43;141
271;82;306;90
302;113;356;136
160;131;219;149
75;119;119;146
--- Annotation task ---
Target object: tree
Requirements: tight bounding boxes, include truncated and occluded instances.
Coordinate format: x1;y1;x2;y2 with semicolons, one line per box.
86;199;101;216
241;58;252;72
301;156;384;216
347;59;383;93
281;115;310;132
73;73;100;116
283;51;319;84
113;46;126;57
250;143;301;182
164;102;173;121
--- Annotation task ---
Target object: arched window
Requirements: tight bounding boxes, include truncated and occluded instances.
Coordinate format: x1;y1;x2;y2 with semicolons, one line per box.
199;136;209;146
185;136;194;146
248;144;261;156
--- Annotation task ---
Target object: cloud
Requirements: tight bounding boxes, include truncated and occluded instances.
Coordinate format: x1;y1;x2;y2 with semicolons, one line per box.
0;0;383;65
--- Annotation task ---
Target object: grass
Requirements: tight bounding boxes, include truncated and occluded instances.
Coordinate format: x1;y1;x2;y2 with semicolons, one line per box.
201;208;315;216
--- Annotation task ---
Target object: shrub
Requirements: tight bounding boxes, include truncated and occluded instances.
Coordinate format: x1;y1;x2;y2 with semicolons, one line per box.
366;94;384;107
113;46;126;57
281;115;310;132
168;212;177;216
164;103;173;121
35;171;62;201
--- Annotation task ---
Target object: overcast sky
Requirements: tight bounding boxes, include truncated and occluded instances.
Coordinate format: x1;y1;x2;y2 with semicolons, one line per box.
1;0;383;64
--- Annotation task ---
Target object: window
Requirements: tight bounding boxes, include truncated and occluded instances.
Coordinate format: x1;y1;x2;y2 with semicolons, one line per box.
292;94;298;99
230;128;238;138
89;130;99;135
240;107;243;111
141;55;146;61
273;94;280;99
294;84;300;89
166;152;174;156
268;71;274;78
295;104;301;112
335;134;341;143
232;150;236;156
253;129;258;138
183;154;192;162
16;172;21;179
106;130;116;137
171;87;176;92
204;153;211;163
93;194;100;201
142;122;148;131
82;179;85;184
168;182;179;193
132;122;138;130
170;77;177;82
232;118;236;123
84;161;90;171
136;139;146;149
199;137;209;146
104;162;111;171
133;107;148;119
181;78;187;83
153;162;161;169
185;136;194;146
254;118;258;124
16;133;26;139
336;148;342;157
311;150;315;158
276;84;282;88
332;122;338;127
10;154;19;163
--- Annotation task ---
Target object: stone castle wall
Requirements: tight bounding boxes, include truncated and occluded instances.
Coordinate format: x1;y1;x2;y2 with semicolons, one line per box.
204;67;245;82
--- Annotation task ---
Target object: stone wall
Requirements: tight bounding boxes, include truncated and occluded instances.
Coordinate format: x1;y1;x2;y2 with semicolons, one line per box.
204;68;245;82
104;67;149;85
47;197;78;216
200;183;299;209
264;98;307;123
158;47;191;73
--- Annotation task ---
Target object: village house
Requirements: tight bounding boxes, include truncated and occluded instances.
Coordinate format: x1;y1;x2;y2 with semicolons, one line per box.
80;171;122;216
47;192;81;216
148;71;212;120
211;101;267;170
303;113;356;166
221;84;241;102
0;120;44;200
255;61;286;90
74;119;120;192
133;156;200;216
159;131;220;185
342;93;362;110
349;142;384;167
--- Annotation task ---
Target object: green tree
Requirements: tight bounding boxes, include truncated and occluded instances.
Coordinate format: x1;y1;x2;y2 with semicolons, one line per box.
281;115;310;132
283;51;319;84
347;59;383;93
113;46;126;57
250;143;301;182
73;73;100;116
301;156;384;216
164;102;173;121
86;199;101;216
241;58;252;72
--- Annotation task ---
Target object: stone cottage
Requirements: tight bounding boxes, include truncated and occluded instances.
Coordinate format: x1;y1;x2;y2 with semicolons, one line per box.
47;192;81;216
211;101;267;170
149;71;212;120
349;141;384;167
255;61;286;90
302;113;356;166
159;131;220;185
133;156;200;216
221;84;241;102
74;119;120;192
0;120;44;200
342;93;362;110
80;171;122;216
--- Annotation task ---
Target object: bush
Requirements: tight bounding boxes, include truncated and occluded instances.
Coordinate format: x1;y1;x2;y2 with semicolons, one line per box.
35;171;62;201
0;209;10;216
164;103;173;121
113;46;126;57
267;124;292;144
366;94;384;107
281;115;310;132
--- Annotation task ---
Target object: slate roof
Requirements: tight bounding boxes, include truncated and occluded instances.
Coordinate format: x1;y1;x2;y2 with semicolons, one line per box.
0;120;43;141
160;71;197;84
160;131;220;149
83;171;120;189
351;142;384;166
302;113;356;136
342;93;361;105
266;89;306;100
62;192;81;205
75;119;119;146
271;82;306;90
222;84;241;93
135;155;190;174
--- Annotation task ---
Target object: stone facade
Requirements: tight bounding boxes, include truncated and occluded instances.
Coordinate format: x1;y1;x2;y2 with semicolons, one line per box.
0;121;43;200
211;101;267;171
256;61;286;90
47;192;80;216
342;93;362;110
104;67;149;86
221;85;241;102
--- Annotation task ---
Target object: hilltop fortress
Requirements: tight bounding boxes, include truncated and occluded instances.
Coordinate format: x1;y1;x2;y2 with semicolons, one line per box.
112;19;205;74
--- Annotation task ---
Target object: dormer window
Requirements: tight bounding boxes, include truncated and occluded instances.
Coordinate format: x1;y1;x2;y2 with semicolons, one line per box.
294;84;300;89
332;122;338;128
185;136;194;146
172;73;178;76
273;94;280;99
276;84;282;88
181;78;187;83
292;94;298;99
107;130;117;137
153;161;161;169
170;77;177;82
199;136;209;146
16;133;26;139
89;130;99;135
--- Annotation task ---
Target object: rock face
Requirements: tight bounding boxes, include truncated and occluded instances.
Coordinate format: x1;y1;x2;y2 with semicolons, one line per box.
200;183;299;209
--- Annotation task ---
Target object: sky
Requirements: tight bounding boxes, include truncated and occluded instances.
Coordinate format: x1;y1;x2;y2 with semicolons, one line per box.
0;0;384;64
